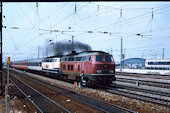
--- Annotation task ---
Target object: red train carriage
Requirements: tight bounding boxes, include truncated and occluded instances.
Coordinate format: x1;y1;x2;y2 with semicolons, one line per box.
10;61;28;70
60;51;116;86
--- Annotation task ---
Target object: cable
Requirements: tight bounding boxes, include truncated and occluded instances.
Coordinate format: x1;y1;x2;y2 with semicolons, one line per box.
17;3;34;26
92;5;170;31
50;2;91;29
42;3;68;20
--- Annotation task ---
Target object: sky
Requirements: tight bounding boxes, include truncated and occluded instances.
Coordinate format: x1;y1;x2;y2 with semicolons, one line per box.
2;2;170;63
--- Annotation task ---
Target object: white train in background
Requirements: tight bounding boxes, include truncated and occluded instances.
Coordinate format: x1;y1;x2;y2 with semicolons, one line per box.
144;59;170;75
116;59;170;75
145;59;170;70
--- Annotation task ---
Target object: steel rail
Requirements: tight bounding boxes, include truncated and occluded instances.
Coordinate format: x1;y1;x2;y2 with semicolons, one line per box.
105;86;170;107
10;75;71;113
116;77;170;86
116;72;170;76
115;84;170;97
116;79;170;89
15;71;136;113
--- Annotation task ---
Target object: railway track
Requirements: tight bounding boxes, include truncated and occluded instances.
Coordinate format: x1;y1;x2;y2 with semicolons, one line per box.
9;70;136;113
10;74;71;113
116;72;170;77
104;84;170;107
116;77;170;89
115;84;170;97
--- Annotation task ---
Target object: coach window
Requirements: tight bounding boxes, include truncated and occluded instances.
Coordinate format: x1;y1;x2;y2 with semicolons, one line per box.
168;62;170;65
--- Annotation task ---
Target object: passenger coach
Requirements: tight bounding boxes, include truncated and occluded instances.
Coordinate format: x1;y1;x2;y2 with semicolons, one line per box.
60;51;116;86
42;57;61;75
145;59;170;70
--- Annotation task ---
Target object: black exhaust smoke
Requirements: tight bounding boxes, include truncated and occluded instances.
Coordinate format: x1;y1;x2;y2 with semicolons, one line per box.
45;40;91;57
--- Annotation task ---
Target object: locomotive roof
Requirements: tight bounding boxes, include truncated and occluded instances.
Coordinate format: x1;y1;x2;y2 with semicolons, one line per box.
64;51;111;57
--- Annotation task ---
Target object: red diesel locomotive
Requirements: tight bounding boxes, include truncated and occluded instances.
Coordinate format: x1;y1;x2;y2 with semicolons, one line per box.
60;51;116;86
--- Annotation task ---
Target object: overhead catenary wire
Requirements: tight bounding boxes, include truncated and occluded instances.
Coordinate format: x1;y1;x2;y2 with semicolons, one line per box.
92;5;170;32
50;2;91;29
17;3;34;26
4;2;170;61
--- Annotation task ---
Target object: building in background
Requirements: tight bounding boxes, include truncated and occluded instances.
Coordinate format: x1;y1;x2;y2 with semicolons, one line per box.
121;58;146;69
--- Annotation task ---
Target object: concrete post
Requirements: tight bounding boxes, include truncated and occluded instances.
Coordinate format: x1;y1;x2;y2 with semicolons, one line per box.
5;94;10;113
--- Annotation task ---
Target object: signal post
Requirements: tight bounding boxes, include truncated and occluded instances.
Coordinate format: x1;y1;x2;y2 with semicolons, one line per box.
5;57;10;113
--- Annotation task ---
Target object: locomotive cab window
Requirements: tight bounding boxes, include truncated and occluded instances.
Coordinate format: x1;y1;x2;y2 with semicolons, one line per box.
106;55;113;62
96;56;105;61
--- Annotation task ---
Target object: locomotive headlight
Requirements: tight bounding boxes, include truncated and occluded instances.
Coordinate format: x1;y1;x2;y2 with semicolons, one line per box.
109;70;114;73
96;70;102;74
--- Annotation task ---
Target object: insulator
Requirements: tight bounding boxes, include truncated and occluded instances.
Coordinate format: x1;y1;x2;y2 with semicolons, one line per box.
87;31;93;33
